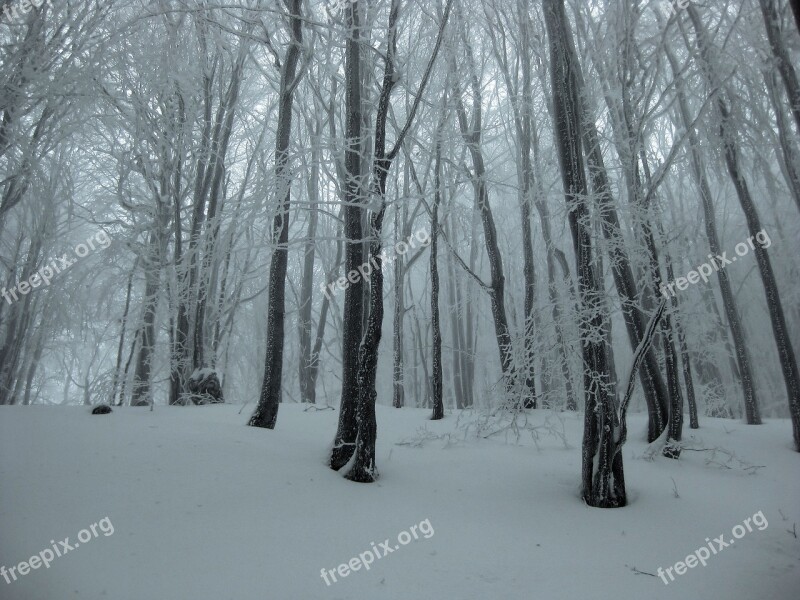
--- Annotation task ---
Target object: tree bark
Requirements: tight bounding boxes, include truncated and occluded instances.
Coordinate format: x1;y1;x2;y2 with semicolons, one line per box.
299;122;322;404
131;225;166;407
345;0;453;481
430;128;444;421
330;0;366;469
249;0;305;429
451;27;518;401
759;0;800;136
392;175;408;408
544;0;621;507
577;63;669;441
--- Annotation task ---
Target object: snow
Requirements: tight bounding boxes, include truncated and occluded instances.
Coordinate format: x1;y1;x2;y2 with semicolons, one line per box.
189;367;220;381
1;404;797;599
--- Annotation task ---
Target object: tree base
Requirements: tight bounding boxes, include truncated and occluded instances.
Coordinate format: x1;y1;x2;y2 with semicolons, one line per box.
187;369;224;405
662;440;682;460
584;494;627;508
329;445;355;471
345;462;378;483
248;413;277;430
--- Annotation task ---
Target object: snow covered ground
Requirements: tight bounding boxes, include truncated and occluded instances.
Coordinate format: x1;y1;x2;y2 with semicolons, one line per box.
1;404;798;599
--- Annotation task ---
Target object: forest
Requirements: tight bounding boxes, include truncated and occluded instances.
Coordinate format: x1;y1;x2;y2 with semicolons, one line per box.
1;0;799;598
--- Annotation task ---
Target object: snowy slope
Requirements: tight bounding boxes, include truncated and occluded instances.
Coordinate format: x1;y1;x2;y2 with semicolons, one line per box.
1;404;798;600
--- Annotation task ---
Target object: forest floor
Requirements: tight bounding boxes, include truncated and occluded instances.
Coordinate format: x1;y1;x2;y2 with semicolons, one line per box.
1;403;798;599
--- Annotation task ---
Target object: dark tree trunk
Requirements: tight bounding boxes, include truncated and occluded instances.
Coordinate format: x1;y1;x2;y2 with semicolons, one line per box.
690;9;800;438
637;153;685;457
345;209;385;482
763;69;800;213
661;311;684;459
759;0;800;136
531;127;576;411
345;0;400;474
667;42;760;425
249;0;304;429
452;32;518;401
430;132;444;421
114;258;139;406
392;194;406;408
299;124;321;404
345;0;453;481
577;53;669;441
193;38;248;373
544;0;621;508
445;218;466;409
330;0;366;469
664;249;699;430
132;221;167;408
487;0;539;408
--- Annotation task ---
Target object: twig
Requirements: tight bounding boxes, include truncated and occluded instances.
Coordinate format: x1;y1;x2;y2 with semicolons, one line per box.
627;565;657;577
680;444;765;473
303;404;334;412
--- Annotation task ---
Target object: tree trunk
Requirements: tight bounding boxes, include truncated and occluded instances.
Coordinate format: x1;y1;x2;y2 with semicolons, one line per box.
531;126;576;411
345;0;453;481
577;56;669;441
759;0;800;136
249;0;304;429
763;68;800;213
445;217;466;409
392;181;407;408
430;131;444;421
689;5;799;448
131;228;164;407
684;7;780;428
299;123;321;404
330;0;366;469
543;0;621;507
451;30;518;401
114;258;139;405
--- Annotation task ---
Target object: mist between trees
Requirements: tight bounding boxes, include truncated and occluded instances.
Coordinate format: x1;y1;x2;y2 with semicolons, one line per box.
0;0;799;510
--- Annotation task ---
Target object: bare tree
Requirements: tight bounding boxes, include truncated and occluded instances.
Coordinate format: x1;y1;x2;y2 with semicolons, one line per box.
249;0;306;429
544;0;619;507
688;5;800;450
